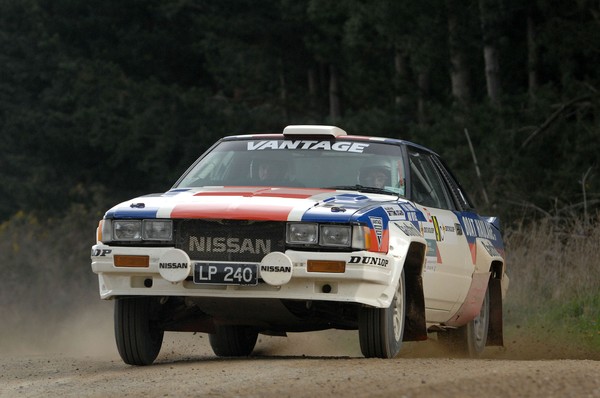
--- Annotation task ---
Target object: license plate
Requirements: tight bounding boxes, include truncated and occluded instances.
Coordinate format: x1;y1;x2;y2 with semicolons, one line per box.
193;262;258;285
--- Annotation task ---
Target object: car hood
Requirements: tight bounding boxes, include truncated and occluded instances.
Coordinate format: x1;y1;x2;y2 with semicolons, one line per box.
105;186;401;223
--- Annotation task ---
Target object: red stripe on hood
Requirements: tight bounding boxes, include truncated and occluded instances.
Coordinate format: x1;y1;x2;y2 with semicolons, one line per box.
193;187;333;199
171;202;295;221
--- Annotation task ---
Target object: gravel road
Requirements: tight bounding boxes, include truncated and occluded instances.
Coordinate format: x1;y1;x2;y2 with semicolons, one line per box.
2;308;599;398
2;352;599;398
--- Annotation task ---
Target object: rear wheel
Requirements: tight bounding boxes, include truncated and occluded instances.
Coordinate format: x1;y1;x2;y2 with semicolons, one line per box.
209;325;258;357
439;288;490;357
358;270;406;358
114;297;164;366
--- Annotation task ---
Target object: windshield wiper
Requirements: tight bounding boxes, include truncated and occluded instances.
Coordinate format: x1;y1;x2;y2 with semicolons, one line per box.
324;185;398;196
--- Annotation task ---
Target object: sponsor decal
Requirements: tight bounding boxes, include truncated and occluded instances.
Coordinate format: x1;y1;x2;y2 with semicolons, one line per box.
425;239;438;257
395;222;421;237
383;205;405;220
460;216;497;240
424;258;438;272
399;203;426;222
432;216;443;241
189;236;271;255
425;239;443;264
399;203;415;212
91;249;112;257
348;256;389;267
247;140;369;153
369;216;384;248
159;262;188;269
421;225;435;235
260;265;292;273
157;248;190;283
260;252;293;285
481;240;501;257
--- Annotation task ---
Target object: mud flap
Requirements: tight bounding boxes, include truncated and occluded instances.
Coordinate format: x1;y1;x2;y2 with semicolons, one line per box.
486;277;504;346
403;268;427;341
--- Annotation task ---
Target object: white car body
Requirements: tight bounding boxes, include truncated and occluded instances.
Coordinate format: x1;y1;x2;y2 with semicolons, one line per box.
91;125;508;365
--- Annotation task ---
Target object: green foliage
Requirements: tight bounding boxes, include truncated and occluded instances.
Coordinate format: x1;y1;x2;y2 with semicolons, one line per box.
0;205;101;328
503;214;600;355
505;294;600;355
0;0;599;222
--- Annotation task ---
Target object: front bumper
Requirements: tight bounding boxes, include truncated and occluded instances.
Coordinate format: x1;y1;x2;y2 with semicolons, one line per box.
91;244;402;308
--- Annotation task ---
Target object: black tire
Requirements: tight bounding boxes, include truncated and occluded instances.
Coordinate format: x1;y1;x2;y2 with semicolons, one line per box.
464;287;490;356
438;287;490;357
209;325;258;357
114;297;164;366
358;270;406;358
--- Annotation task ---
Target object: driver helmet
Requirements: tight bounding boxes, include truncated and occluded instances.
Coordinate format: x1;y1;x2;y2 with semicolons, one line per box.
251;157;289;183
359;160;391;188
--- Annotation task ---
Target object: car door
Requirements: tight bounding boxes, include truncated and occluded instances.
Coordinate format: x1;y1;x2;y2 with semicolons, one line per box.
407;149;472;323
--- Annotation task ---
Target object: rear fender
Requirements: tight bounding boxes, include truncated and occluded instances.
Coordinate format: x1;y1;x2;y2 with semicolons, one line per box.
446;239;504;328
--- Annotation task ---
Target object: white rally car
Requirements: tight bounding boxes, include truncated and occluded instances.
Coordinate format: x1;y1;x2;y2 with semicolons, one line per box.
91;125;508;365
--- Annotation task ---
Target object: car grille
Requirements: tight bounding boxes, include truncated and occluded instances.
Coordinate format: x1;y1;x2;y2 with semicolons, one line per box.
174;220;286;262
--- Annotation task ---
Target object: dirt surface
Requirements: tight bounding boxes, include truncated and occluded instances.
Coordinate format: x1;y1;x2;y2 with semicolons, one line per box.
1;305;599;398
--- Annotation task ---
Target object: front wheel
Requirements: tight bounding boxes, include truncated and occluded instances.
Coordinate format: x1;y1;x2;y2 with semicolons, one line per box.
114;297;164;366
358;270;406;358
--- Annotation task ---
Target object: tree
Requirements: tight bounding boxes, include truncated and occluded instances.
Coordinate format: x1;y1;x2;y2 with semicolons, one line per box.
446;0;473;106
305;0;349;121
1;0;600;222
479;0;503;107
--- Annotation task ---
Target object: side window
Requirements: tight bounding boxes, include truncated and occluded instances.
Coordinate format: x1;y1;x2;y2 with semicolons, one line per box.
408;150;454;210
431;156;474;211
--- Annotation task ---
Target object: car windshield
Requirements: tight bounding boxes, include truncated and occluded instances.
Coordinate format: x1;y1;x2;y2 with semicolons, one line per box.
175;138;406;196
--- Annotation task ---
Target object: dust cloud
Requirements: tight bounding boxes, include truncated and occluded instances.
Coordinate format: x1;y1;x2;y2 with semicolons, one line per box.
2;299;596;362
0;300;115;359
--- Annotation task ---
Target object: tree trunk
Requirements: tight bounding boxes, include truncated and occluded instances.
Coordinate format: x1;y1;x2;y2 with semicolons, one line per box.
394;47;410;107
479;0;502;107
417;69;430;126
278;59;288;121
447;2;471;105
305;67;319;122
329;64;341;122
527;14;538;103
482;45;501;106
307;68;317;106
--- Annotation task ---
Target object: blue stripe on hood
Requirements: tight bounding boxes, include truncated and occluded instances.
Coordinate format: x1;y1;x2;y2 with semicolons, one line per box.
105;207;160;219
300;193;391;223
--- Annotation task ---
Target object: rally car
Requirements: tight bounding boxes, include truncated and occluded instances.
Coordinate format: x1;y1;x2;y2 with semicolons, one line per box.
91;125;508;365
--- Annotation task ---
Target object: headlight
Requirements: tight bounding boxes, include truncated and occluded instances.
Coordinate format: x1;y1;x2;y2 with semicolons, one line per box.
110;219;173;242
113;220;142;241
319;225;351;247
286;223;318;244
142;220;173;241
286;223;369;250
